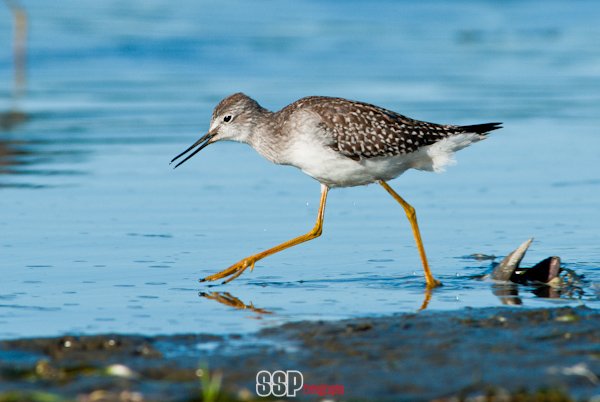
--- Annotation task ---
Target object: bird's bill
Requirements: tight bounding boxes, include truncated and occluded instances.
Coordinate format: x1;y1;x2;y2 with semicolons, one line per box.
170;132;215;168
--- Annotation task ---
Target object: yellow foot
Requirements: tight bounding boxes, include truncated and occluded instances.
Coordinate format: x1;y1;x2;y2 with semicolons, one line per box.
426;278;443;289
200;258;256;284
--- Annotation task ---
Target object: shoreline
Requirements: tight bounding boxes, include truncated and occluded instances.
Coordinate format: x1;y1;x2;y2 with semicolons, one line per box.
1;305;599;401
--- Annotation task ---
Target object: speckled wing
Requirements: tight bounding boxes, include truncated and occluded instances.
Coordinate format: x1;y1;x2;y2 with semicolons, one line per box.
307;97;499;161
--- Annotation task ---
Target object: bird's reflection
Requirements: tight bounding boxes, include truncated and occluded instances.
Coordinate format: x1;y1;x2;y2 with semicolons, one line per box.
199;292;274;315
0;110;28;131
0;139;29;176
200;287;435;314
2;0;29;131
419;289;433;311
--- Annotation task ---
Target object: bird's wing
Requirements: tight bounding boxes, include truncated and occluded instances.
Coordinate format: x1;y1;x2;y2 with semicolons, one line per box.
305;97;490;160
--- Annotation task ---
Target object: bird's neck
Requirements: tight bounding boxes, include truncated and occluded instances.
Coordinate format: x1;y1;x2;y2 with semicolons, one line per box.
246;108;290;165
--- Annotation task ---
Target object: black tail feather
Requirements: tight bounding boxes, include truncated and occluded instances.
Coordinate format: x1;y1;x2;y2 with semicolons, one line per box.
460;122;502;134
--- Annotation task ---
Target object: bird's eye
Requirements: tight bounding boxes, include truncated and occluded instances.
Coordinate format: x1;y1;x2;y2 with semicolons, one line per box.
223;115;232;122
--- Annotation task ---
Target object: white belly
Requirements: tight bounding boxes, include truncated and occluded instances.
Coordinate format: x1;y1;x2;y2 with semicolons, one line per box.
282;133;485;188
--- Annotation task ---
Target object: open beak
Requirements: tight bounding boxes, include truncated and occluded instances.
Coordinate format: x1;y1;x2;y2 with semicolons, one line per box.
170;132;215;168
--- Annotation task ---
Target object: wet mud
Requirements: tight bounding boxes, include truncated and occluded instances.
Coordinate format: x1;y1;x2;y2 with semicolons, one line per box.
1;306;599;401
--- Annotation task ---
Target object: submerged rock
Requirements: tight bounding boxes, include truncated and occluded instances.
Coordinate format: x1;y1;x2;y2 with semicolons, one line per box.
490;238;533;281
488;238;584;301
514;256;562;285
491;238;563;285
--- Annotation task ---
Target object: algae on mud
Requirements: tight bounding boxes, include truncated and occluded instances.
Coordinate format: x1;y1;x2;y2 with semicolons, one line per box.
1;306;599;401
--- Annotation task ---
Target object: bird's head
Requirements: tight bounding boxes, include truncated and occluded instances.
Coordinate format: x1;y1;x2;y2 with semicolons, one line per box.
170;93;262;168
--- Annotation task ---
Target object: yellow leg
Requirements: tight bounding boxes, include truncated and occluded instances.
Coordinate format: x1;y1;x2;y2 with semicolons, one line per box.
201;184;329;284
379;181;441;289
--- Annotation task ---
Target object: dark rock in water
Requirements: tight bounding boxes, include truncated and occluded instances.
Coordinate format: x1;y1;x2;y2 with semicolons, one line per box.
490;238;533;281
513;256;561;284
490;239;563;286
487;240;586;302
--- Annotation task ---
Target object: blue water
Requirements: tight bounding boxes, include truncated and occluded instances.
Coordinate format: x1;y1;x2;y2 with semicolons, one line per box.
1;0;599;340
